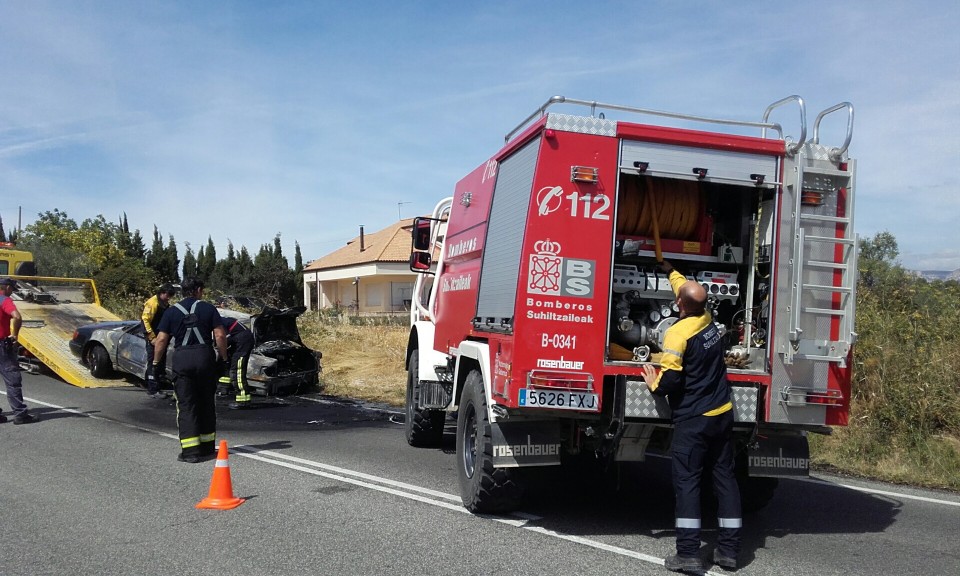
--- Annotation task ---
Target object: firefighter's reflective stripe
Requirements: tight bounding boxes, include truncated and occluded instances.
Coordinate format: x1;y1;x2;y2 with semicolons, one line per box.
676;518;701;528
235;356;250;403
218;376;230;384
200;432;216;443
703;401;733;417
181;436;200;449
719;517;742;528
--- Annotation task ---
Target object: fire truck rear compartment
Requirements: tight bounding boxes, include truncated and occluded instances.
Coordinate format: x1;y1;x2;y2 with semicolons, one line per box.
608;172;773;375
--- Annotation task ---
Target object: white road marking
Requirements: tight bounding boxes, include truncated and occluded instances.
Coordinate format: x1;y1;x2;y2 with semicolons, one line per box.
231;447;685;569
792;476;960;508
295;394;403;415
14;391;960;574
17;393;684;569
647;452;960;508
232;445;461;502
18;394;180;440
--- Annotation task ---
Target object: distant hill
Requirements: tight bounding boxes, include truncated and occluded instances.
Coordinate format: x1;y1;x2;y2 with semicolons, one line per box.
911;269;960;281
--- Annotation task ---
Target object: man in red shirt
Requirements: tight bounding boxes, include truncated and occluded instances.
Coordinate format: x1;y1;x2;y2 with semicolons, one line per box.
0;278;38;424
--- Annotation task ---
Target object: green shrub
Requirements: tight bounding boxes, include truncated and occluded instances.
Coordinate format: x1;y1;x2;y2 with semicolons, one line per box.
810;232;960;489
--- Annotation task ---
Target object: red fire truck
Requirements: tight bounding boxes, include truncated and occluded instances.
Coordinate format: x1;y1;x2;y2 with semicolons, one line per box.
405;96;857;513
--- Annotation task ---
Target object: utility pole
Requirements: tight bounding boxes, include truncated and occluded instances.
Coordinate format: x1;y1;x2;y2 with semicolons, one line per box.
397;201;412;221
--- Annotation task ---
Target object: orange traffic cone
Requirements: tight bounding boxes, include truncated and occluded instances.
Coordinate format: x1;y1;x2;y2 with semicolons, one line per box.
196;440;245;510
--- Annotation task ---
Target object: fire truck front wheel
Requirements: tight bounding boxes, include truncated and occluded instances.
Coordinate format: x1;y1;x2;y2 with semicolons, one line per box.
405;350;445;447
456;370;523;513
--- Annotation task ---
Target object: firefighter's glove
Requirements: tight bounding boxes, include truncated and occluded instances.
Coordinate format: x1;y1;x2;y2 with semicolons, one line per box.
154;362;167;380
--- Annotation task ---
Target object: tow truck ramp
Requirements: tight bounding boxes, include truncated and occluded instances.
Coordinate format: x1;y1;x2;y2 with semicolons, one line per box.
11;276;123;388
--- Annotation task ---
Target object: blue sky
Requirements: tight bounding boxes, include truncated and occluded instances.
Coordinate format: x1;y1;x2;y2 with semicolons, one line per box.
1;1;958;270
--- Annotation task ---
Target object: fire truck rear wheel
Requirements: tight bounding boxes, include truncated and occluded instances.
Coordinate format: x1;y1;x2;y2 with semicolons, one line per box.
456;369;523;513
405;350;444;447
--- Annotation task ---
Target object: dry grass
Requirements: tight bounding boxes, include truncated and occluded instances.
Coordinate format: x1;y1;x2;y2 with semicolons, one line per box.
298;315;408;407
810;427;960;491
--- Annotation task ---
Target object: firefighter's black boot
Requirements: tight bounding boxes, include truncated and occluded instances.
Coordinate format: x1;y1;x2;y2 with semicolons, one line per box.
664;554;705;575
712;549;737;570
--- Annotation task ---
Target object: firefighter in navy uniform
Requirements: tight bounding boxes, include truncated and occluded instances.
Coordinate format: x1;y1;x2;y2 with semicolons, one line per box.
641;260;741;574
217;315;255;409
153;277;228;463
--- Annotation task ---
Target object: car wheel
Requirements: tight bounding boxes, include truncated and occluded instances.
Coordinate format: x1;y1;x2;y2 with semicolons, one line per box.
456;369;523;513
404;350;445;447
88;344;113;378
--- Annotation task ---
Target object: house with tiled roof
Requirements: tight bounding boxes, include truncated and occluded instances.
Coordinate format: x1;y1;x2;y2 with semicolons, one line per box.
302;219;416;314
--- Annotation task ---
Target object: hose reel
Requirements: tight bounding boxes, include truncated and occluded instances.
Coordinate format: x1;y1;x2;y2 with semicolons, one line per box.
616;176;704;240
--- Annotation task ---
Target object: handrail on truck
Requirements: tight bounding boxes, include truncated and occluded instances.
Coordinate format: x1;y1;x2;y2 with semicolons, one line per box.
762;95;807;155
812;102;855;161
505;95;788;143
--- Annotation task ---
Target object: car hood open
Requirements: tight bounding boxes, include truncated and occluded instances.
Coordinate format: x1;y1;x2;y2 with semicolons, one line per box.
251;306;308;345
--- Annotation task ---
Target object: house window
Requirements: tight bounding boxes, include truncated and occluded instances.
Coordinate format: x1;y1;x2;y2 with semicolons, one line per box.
391;282;414;310
365;284;382;307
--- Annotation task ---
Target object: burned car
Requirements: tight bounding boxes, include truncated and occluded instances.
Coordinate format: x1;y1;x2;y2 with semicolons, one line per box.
70;306;321;396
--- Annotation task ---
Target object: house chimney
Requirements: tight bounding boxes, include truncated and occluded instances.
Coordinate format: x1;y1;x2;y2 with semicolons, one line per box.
359;225;365;252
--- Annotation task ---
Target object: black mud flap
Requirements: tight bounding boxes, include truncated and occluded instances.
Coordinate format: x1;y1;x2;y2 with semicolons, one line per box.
747;433;810;477
490;420;562;468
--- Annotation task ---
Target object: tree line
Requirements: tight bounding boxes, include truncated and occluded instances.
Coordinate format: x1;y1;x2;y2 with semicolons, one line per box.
1;210;304;307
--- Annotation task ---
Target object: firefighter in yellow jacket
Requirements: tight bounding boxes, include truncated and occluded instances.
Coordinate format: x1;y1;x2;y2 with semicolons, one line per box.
141;284;175;399
641;260;741;573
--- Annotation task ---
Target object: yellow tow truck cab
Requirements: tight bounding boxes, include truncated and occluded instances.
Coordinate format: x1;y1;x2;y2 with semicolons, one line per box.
0;243;37;276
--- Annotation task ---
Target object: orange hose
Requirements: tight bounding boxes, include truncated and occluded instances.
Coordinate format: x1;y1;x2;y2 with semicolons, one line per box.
645;186;663;261
617;176;702;242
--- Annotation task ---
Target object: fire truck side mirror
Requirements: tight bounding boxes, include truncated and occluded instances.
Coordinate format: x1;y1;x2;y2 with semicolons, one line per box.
410;217;434;272
412;218;432;251
410;251;432;271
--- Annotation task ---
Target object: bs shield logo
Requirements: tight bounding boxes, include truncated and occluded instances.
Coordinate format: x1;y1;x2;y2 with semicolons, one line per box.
527;239;594;298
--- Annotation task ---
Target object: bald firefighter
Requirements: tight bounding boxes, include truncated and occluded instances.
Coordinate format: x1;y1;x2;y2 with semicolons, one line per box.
641;260;741;573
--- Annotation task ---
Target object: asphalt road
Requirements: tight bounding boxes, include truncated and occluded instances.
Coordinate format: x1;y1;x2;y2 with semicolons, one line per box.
1;370;958;576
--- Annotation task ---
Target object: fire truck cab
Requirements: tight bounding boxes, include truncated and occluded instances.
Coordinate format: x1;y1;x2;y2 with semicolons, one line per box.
406;96;857;513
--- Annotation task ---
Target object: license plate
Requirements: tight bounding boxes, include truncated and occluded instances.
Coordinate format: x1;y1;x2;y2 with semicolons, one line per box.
518;388;599;411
